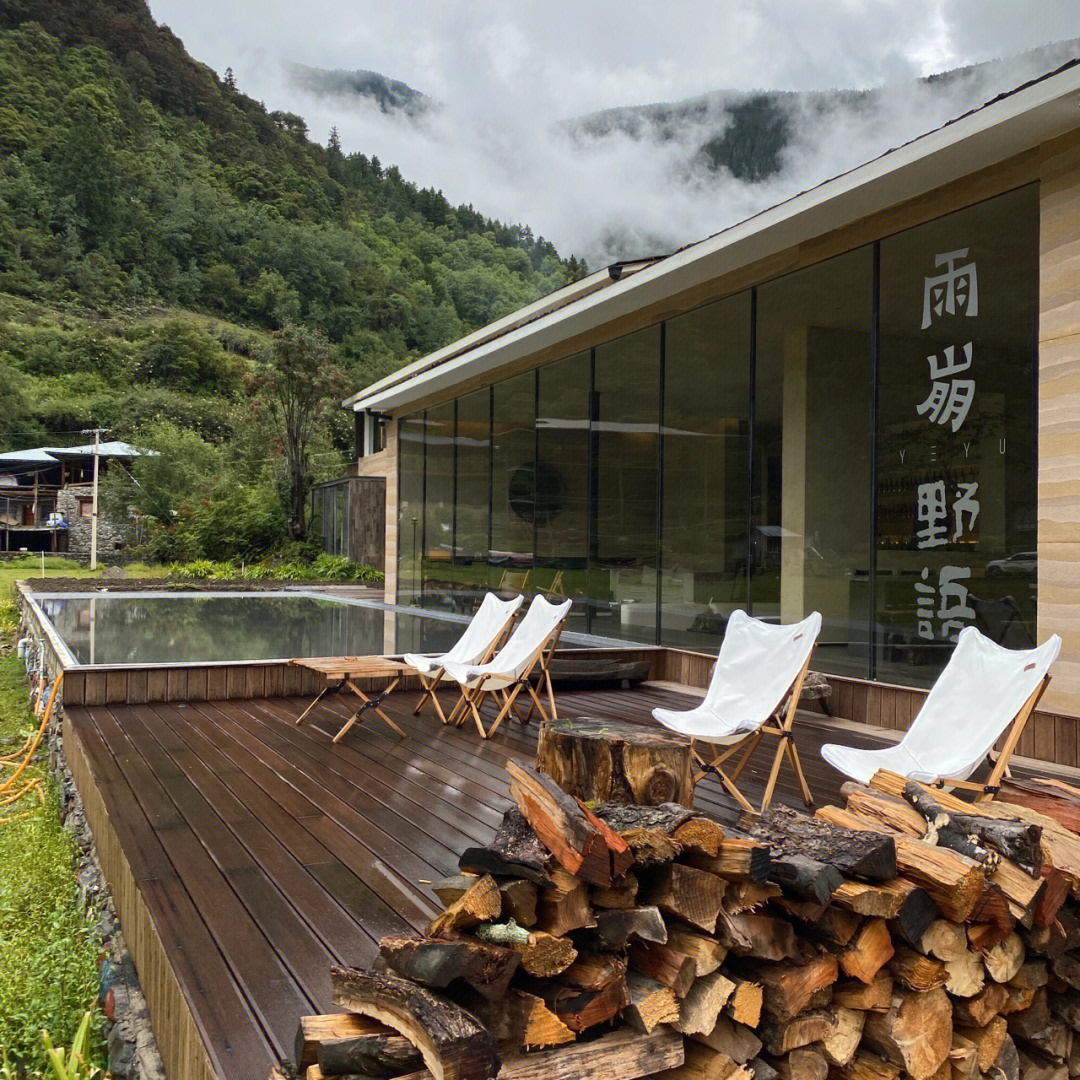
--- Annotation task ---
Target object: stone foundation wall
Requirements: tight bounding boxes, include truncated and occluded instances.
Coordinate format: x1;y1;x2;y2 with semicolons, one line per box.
55;485;127;563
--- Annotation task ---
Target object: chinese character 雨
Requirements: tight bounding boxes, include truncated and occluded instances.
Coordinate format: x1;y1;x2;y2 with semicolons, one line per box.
917;379;975;432
916;481;948;549
921;249;979;329
952;481;980;541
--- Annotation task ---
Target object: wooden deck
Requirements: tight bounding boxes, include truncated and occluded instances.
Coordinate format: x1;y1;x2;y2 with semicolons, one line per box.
60;682;1062;1079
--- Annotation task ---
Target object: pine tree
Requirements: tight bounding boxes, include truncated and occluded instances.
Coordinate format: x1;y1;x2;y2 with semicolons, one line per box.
327;126;342;154
223;66;236;90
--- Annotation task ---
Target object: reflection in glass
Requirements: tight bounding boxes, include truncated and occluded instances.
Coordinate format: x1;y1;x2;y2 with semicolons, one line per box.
593;327;661;642
875;185;1037;685
537;353;590;634
662;293;751;648
753;248;873;675
455;389;491;610
490;373;536;595
397;414;425;605
422;401;455;607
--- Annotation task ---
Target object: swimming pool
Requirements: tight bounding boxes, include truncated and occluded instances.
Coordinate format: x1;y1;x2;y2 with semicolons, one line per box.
29;590;624;667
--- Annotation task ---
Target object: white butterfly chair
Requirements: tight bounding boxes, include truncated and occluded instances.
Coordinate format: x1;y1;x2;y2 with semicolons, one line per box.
822;627;1060;801
442;595;573;739
403;592;524;724
653;609;822;813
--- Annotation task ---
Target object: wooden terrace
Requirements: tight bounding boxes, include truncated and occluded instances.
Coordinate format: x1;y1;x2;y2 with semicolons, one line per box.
62;678;1080;1080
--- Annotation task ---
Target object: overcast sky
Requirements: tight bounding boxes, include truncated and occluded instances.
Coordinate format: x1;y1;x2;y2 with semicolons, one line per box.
147;1;1080;264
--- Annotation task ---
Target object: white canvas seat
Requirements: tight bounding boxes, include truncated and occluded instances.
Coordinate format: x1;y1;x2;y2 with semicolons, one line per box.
653;609;822;812
822;627;1060;799
442;595;572;739
402;592;523;723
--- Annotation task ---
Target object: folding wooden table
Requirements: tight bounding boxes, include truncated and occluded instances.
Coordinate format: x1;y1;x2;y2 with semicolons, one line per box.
290;656;409;742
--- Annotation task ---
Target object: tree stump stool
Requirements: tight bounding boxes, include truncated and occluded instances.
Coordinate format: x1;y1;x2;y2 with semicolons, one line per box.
536;717;694;808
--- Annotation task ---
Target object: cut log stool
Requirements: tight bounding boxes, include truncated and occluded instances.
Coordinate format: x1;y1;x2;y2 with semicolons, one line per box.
536;717;694;807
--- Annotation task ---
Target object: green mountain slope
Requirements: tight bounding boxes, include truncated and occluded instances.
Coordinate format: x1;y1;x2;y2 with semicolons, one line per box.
0;1;585;560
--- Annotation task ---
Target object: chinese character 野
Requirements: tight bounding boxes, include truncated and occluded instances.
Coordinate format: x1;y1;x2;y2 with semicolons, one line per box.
916;481;948;549
921;249;979;329
952;481;980;541
917;378;975;432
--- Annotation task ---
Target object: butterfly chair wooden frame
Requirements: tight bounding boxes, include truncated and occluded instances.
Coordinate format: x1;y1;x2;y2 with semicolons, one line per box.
926;672;1050;803
446;620;566;739
693;654;815;815
410;613;519;725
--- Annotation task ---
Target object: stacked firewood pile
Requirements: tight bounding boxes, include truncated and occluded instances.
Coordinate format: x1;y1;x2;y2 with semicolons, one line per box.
280;762;1080;1080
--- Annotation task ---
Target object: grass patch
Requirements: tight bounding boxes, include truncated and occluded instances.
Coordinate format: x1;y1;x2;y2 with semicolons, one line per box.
0;595;107;1075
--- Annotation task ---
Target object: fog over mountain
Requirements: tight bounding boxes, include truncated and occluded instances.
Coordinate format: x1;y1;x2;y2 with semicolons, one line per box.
282;38;1080;267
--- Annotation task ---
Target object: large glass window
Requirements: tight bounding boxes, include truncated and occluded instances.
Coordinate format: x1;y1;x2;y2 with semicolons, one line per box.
592;327;661;642
875;185;1037;685
490;373;535;595
753;248;874;676
421;401;454;607
662;293;751;649
397;414;425;605
537;352;590;634
455;389;491;609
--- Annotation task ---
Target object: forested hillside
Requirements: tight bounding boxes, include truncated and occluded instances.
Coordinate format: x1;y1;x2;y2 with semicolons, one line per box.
0;0;584;560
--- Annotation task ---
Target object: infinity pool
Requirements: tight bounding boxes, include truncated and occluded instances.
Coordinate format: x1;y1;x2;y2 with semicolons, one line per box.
31;590;615;667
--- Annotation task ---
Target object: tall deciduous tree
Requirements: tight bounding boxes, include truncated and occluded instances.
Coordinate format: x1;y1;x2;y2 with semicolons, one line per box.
258;324;348;539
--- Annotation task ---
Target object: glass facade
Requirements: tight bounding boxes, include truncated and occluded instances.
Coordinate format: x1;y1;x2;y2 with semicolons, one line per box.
398;186;1038;684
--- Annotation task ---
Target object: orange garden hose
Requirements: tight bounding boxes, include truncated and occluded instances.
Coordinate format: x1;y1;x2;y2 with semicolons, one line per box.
0;672;62;823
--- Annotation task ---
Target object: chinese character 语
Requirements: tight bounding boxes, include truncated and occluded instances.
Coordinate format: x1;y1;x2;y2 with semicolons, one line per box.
926;342;972;380
938;565;974;641
917;378;975;432
952;481;980;541
916;481;948;549
921;249;979;329
915;567;935;640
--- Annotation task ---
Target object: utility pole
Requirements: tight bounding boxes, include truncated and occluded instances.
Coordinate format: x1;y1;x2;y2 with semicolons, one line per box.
81;427;109;570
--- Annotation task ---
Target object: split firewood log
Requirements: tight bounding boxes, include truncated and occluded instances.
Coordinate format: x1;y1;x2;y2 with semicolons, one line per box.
426;875;503;938
591;803;723;863
317;1030;423;1077
980;931;1026;984
890;943;949;992
461;988;575;1050
582;906;668;950
763;1047;828;1080
723;879;782;913
758;1009;835;1056
918;918;968;961
652;1041;747;1080
716;908;798;961
590;873;638;910
433;872;537;926
534;868;594;937
1008;988;1073;1059
816;804;987;921
505;930;577;978
686;839;771;883
376;935;520;1001
835;1049;902;1080
506;761;633;886
1002;983;1039;1016
745;953;838;1022
294;1013;394;1071
956;1015;1008;1072
1015;1042;1068;1080
743;805;896;881
643;862;725;933
1009;959;1049;991
1034;867;1070;929
952;982;1010;1026
458;809;550;884
623;971;679;1033
832;877;937;944
840;917;895;984
724;976;764;1027
832;970;894;1012
821;1006;867;1068
945;948;986;999
862;987;953;1080
627;940;696;998
664;927;727;975
690;1014;762;1063
329;967;499;1080
1048;987;1080;1031
530;974;628;1032
986;1032;1020;1080
791;903;861;948
673;970;737;1036
561;949;625;992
